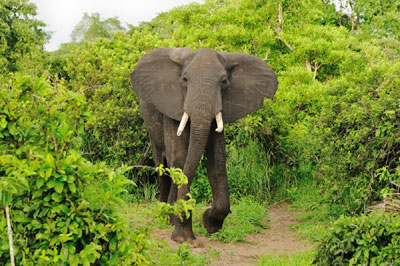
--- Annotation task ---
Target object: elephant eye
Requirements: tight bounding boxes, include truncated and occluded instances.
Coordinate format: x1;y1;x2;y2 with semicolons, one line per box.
221;77;228;86
182;76;188;83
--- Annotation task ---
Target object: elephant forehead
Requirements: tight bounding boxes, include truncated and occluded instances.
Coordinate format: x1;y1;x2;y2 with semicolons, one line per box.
186;58;226;78
191;50;223;65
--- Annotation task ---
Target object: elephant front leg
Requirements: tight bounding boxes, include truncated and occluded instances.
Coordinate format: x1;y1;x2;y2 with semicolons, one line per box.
172;183;196;242
163;117;195;242
203;127;231;234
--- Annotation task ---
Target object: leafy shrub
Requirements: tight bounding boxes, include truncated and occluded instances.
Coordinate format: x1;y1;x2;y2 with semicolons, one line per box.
65;33;150;168
0;0;46;75
187;158;212;203
0;76;149;265
314;211;400;265
313;39;400;214
64;30;179;168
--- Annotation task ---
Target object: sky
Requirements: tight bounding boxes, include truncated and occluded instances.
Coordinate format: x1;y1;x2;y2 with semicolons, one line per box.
31;0;204;51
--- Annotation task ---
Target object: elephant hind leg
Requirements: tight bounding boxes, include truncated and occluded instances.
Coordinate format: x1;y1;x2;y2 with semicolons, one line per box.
158;157;171;203
139;100;170;202
147;139;169;202
203;126;231;234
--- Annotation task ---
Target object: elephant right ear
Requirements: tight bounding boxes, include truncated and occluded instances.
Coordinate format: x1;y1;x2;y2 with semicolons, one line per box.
130;48;191;121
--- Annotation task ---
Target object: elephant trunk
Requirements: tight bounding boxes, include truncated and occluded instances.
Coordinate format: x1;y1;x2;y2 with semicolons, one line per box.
178;82;223;196
179;119;211;198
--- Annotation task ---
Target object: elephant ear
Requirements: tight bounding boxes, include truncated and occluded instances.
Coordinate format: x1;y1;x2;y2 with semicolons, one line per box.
220;52;278;123
130;48;191;121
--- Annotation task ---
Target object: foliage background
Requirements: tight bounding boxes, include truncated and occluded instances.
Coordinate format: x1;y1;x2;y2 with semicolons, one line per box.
1;0;400;264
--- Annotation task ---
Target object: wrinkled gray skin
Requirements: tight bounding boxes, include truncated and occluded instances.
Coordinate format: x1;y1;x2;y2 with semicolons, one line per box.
131;48;278;242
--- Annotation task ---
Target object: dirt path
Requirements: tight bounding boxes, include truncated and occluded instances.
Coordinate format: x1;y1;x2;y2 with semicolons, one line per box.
152;202;311;265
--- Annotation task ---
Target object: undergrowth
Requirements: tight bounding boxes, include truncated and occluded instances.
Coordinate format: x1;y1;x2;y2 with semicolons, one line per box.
193;197;269;243
287;177;332;243
120;202;214;265
257;249;314;266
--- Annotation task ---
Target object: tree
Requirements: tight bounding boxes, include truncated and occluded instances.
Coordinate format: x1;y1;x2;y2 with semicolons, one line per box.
71;12;126;42
337;0;400;39
0;0;47;74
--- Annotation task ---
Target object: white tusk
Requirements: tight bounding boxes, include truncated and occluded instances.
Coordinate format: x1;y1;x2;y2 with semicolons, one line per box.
177;112;189;136
215;112;224;133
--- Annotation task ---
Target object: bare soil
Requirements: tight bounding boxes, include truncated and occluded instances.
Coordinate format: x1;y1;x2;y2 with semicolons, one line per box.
151;202;312;265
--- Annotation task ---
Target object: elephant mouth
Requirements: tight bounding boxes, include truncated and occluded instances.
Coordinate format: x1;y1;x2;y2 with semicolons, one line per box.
177;111;224;136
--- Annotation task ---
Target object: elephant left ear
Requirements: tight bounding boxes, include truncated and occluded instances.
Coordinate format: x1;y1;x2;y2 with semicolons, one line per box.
219;52;278;123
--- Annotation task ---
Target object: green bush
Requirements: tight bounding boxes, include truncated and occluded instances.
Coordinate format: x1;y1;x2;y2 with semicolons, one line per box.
0;0;47;75
65;33;151;168
190;159;212;203
314;211;400;265
0;76;149;265
313;39;400;214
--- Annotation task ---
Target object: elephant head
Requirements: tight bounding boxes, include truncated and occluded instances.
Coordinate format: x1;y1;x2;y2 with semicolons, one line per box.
131;48;278;182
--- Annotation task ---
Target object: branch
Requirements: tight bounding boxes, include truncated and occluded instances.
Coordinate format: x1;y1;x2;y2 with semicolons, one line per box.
313;63;323;80
32;94;50;110
274;3;296;52
306;59;312;72
262;49;270;61
138;143;151;166
6;205;15;266
118;165;154;171
276;36;296;52
51;127;58;152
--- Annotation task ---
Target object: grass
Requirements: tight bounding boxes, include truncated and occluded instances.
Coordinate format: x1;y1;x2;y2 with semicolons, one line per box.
119;173;330;265
285;177;332;243
256;250;315;266
148;242;213;266
120;202;214;265
226;141;272;202
120;197;270;264
193;197;269;242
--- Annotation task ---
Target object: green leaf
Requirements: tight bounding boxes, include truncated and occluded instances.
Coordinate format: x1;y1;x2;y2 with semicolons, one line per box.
55;181;64;193
47;179;56;188
14;216;32;223
52;192;63;202
45;168;52;179
68;182;77;193
36;178;44;189
59;204;70;214
18;176;29;189
45;153;55;169
0;116;7;129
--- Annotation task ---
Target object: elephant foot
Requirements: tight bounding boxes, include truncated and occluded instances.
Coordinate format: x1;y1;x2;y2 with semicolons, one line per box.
202;208;229;234
171;227;196;243
167;213;175;225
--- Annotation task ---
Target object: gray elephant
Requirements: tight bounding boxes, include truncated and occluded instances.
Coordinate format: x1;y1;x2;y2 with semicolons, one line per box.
130;48;278;242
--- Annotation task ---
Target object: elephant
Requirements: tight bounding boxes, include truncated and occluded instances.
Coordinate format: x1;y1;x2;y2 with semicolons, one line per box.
130;48;278;243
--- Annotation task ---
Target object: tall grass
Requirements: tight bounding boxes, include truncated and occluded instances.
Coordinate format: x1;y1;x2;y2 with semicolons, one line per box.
226;140;315;202
257;250;315;266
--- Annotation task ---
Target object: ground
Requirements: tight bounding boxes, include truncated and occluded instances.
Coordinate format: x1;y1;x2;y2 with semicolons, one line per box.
151;202;312;265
